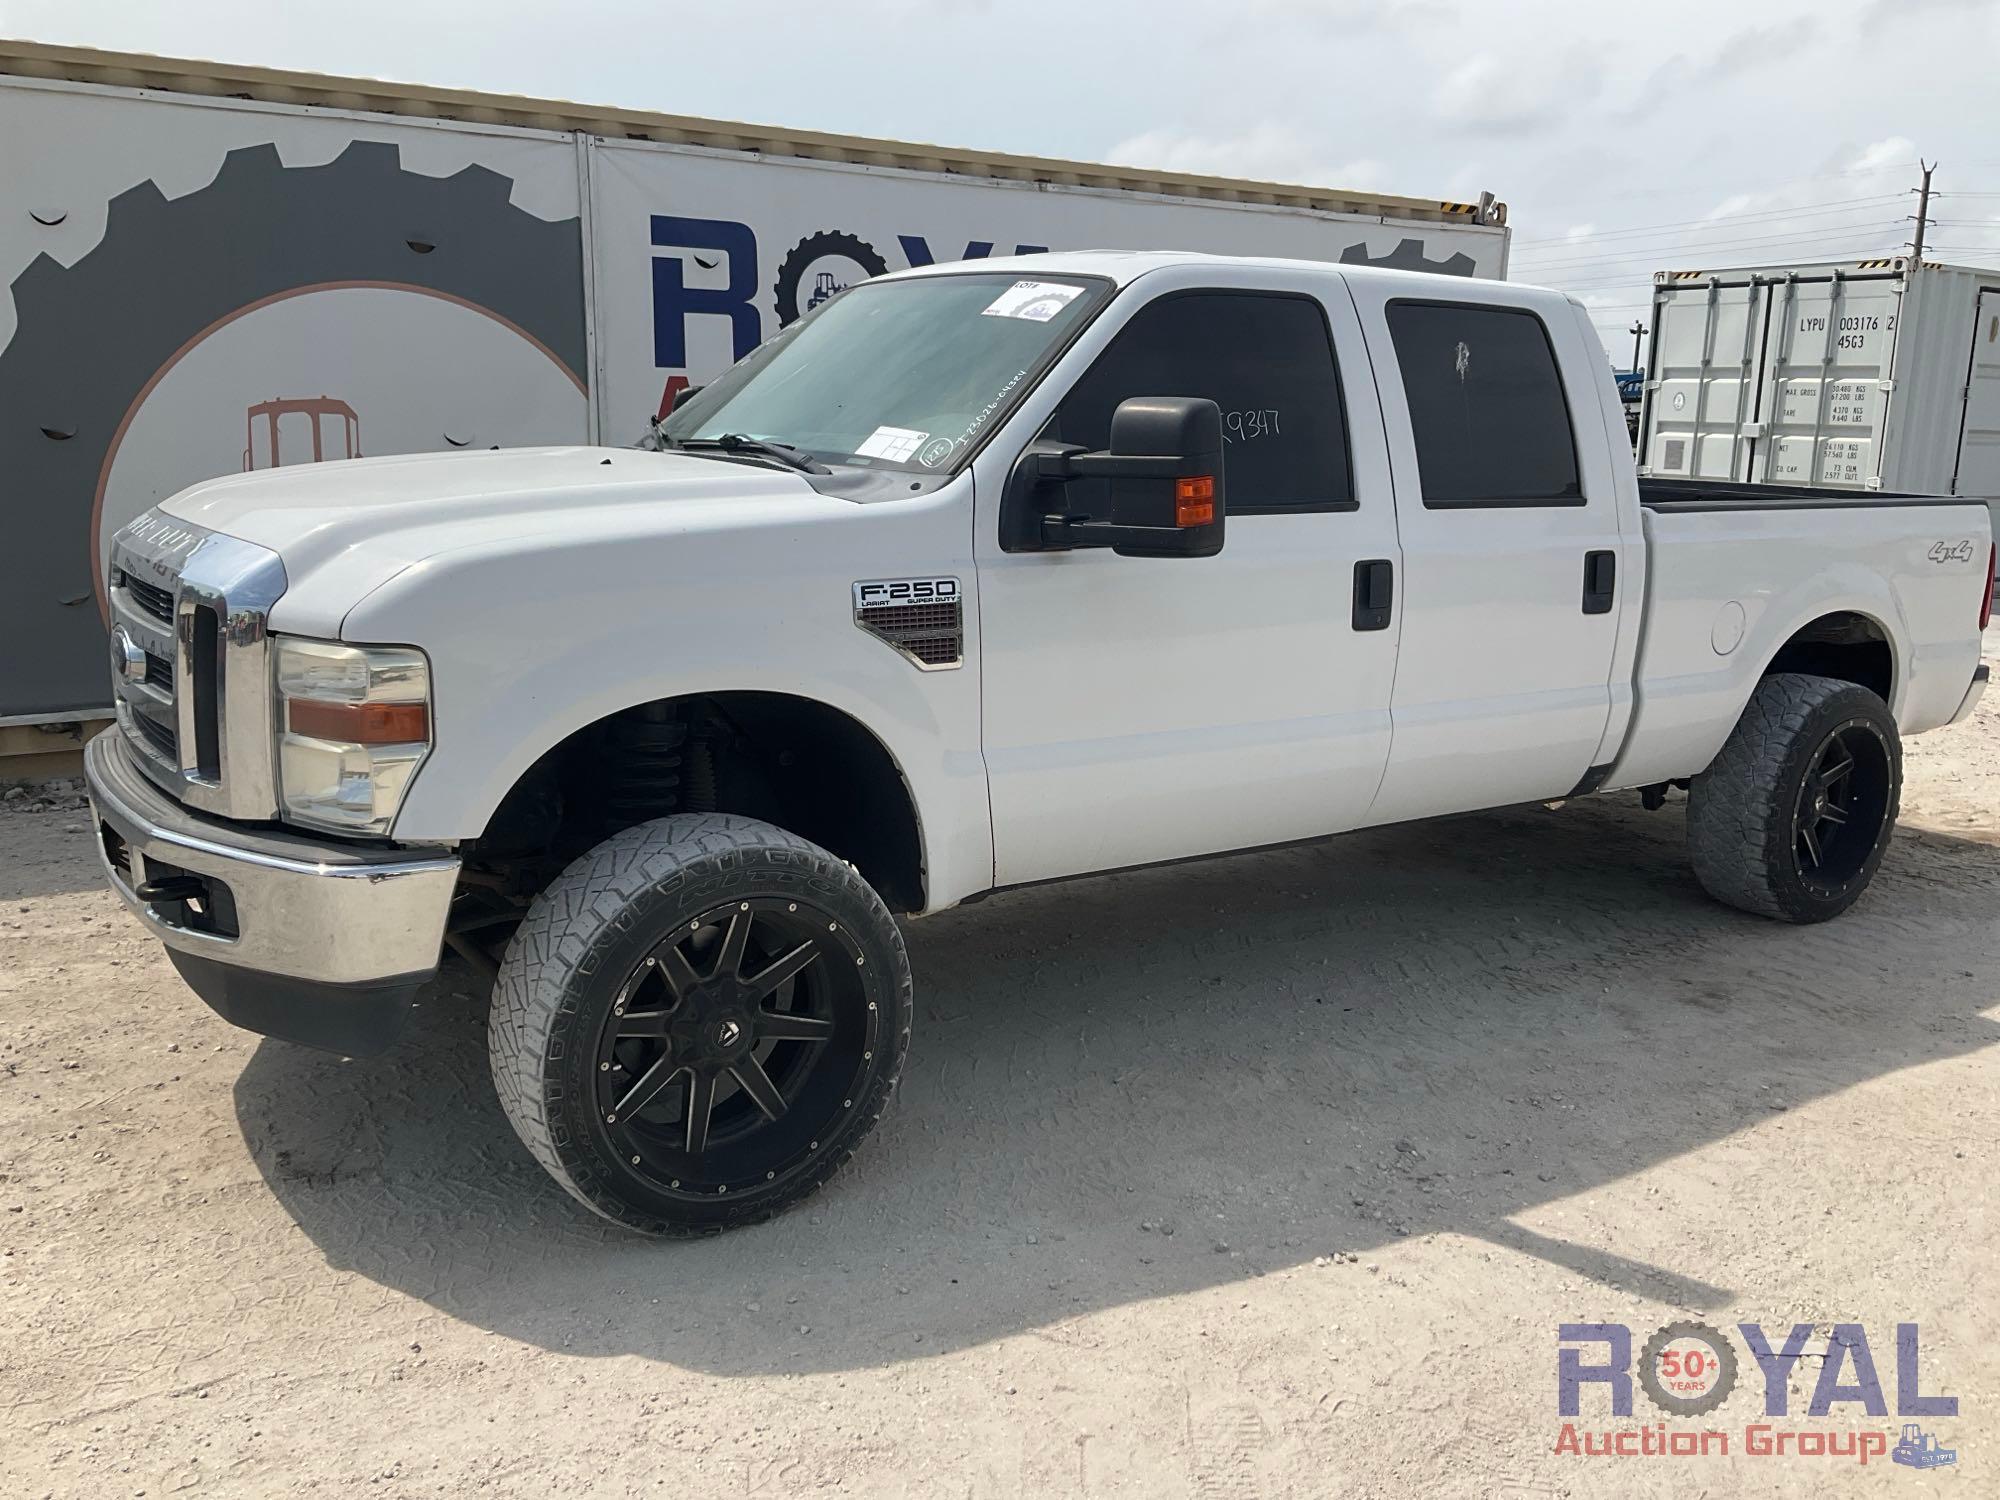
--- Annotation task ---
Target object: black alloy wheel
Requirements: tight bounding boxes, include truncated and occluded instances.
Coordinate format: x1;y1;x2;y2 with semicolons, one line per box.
1791;718;1893;894
593;897;876;1198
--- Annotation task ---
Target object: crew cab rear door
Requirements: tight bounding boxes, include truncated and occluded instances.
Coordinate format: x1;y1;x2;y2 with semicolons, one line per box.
1347;282;1625;821
973;265;1403;886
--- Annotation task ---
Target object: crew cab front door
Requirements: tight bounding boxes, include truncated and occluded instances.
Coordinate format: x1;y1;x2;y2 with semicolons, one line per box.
973;270;1403;887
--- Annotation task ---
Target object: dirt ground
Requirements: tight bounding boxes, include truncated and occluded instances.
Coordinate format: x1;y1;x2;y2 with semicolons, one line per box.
4;632;1996;1499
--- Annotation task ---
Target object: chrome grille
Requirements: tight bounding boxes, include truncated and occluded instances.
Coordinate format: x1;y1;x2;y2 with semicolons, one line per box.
131;707;177;760
106;509;286;819
121;572;175;625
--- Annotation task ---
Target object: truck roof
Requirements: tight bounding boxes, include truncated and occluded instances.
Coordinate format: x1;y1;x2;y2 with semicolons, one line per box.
0;37;1503;233
891;248;1539;298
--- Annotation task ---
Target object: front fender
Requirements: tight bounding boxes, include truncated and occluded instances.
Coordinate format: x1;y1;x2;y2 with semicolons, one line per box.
343;487;992;910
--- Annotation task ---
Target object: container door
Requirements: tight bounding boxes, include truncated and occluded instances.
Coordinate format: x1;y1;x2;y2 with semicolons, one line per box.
1643;280;1770;482
1952;289;2000;496
1752;275;1902;489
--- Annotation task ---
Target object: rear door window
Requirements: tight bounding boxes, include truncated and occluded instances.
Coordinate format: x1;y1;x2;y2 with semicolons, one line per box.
1386;301;1582;507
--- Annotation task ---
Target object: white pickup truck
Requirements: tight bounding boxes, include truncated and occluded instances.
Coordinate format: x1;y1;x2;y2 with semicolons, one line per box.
85;252;1993;1234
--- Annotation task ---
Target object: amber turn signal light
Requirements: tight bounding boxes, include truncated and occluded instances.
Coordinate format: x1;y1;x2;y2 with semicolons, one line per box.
287;698;430;745
1175;475;1216;528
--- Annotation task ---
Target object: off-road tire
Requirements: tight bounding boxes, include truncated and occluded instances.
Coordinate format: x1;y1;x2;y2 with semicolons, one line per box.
489;814;912;1235
1686;672;1901;923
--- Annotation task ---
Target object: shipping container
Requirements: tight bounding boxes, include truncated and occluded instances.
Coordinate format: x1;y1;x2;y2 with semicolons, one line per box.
1638;257;2000;509
0;40;1510;722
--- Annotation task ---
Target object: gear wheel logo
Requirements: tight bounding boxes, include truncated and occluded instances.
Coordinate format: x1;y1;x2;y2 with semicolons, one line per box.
0;138;586;718
1338;236;1478;277
1638;1320;1739;1416
771;230;890;327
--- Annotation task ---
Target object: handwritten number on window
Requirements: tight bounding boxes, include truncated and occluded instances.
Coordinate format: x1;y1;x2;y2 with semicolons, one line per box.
1224;409;1282;444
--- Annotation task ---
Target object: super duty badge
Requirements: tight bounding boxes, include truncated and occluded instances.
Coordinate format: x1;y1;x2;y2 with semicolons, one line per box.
852;577;963;671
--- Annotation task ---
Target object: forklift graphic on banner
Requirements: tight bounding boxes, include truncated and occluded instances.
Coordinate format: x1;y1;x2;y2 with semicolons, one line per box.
242;396;362;470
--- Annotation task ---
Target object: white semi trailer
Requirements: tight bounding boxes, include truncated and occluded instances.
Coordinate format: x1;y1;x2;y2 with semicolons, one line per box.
0;39;1510;724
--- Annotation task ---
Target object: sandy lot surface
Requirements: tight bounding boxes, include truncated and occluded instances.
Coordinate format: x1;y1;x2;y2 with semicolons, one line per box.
4;632;1996;1498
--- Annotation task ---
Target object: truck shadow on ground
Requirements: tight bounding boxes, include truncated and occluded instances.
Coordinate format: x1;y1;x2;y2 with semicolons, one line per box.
233;793;2000;1375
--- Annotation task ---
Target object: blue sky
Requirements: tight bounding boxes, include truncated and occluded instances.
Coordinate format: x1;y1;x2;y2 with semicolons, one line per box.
7;0;1999;358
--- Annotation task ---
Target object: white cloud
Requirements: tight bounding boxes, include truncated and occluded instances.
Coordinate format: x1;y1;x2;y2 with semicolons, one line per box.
1850;136;1920;174
1431;52;1599;135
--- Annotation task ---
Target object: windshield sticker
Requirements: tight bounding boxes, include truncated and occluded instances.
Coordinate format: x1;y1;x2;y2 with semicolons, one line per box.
855;425;929;462
981;281;1084;322
917;436;956;468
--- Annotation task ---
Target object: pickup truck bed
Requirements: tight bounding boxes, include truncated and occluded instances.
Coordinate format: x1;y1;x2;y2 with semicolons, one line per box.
1612;477;1990;793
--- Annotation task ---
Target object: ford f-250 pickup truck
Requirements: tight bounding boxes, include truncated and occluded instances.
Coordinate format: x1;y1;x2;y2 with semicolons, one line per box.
85;252;1994;1234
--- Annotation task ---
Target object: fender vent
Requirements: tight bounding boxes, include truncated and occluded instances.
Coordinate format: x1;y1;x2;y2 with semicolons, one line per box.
852;578;963;671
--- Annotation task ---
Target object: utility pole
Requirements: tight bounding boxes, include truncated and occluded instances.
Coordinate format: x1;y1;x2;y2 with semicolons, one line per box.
1628;319;1645;375
1909;159;1935;263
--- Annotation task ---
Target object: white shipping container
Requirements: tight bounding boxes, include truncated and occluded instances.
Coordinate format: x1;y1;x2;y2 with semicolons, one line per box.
1639;257;2000;506
0;40;1509;720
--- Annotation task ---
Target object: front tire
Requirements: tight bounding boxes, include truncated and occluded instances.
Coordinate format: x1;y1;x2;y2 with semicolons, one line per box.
489;814;912;1234
1686;672;1901;923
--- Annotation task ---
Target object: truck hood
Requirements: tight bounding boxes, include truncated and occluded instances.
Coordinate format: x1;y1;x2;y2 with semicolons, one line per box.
155;445;831;636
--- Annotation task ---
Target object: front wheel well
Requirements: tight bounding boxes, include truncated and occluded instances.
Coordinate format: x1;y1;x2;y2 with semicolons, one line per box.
1761;611;1893;705
471;693;926;914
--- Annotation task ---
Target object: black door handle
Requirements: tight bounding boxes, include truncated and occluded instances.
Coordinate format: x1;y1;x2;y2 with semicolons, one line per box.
1582;550;1616;615
1352;558;1394;631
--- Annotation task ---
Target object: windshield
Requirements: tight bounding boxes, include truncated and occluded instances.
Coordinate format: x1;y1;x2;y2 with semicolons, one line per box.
662;272;1109;473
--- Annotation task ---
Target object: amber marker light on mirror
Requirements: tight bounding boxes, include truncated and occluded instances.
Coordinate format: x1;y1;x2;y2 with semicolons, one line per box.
1175;475;1215;528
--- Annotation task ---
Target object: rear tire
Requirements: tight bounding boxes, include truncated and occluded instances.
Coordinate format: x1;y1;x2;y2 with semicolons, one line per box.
489;813;912;1235
1686;673;1901;923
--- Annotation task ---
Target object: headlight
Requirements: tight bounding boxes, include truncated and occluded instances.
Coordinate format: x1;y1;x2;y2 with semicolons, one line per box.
274;637;432;836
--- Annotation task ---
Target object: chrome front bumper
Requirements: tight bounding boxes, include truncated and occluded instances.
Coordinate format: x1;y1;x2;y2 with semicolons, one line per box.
85;731;459;1052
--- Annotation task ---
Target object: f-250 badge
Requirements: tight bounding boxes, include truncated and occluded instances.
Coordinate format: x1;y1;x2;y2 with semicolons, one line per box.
852;577;964;671
1928;540;1976;563
853;577;960;607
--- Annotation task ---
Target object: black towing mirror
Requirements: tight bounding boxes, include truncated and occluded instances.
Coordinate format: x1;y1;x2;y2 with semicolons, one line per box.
1003;396;1227;558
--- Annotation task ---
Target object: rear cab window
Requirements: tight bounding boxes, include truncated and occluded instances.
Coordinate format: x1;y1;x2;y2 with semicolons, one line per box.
1385;301;1582;508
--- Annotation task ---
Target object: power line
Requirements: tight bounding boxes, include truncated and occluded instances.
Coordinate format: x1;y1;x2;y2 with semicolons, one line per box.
1515;215;1905;267
1536;156;1919;207
1518;223;1907;275
1520;230;1904;275
1512;194;1903;248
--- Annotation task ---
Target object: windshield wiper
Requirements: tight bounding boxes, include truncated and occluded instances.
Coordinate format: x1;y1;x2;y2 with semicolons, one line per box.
676;433;831;475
